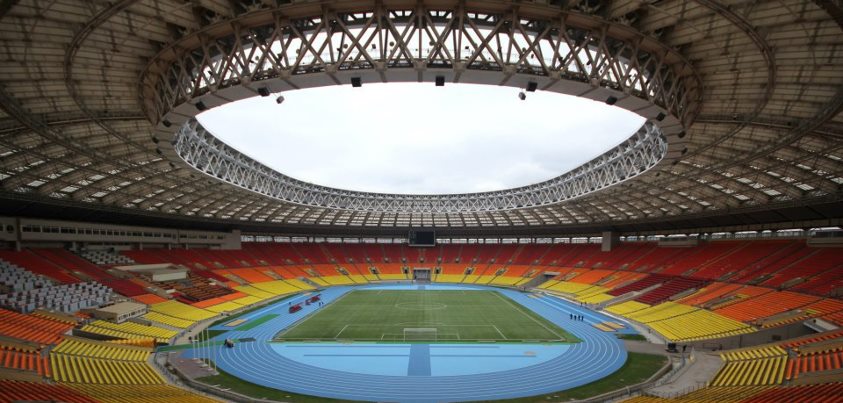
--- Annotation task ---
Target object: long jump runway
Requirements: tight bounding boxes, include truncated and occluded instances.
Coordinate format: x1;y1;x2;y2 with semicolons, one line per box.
179;284;628;402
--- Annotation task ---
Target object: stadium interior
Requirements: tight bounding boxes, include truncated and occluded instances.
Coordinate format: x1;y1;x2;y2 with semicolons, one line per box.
1;0;843;402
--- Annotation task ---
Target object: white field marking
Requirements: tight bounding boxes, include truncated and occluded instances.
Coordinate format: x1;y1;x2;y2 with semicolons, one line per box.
491;292;563;339
492;325;507;339
394;323;491;327
393;302;447;311
335;324;350;338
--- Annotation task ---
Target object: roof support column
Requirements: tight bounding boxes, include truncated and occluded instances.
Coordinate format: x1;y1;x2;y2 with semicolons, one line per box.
601;231;620;252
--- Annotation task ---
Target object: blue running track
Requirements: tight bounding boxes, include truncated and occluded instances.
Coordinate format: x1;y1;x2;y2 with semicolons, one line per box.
179;284;628;402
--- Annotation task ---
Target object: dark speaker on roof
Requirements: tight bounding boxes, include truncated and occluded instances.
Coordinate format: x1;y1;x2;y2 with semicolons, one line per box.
195;101;207;111
526;81;538;92
678;131;686;139
351;77;362;87
257;87;271;97
435;76;445;86
656;112;666;121
605;96;617;105
162;120;171;128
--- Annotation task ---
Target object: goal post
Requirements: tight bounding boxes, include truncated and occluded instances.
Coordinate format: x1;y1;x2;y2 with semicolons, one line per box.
403;328;437;342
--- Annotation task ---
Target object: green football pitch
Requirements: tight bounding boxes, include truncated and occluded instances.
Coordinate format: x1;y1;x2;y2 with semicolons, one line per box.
274;290;579;343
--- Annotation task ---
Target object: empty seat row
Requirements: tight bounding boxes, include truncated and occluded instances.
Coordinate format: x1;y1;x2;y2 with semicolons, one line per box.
0;346;50;376
53;337;149;361
0;259;51;293
142;311;195;329
0;380;97;403
50;353;162;384
81;321;177;343
645;309;756;342
786;350;843;380
148;300;215;322
711;346;787;387
0;281;111;314
78;249;136;266
626;302;698;324
0;308;74;345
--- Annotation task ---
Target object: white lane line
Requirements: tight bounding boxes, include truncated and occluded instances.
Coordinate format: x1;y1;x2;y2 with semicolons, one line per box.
492;325;507;339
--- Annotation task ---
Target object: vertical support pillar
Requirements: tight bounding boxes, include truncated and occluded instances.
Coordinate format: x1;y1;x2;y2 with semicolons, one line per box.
601;231;619;252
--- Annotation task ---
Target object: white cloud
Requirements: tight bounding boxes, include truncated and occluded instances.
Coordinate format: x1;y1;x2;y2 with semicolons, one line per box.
197;83;645;194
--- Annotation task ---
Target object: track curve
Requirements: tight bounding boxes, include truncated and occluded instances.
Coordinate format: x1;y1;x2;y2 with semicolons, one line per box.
181;285;628;402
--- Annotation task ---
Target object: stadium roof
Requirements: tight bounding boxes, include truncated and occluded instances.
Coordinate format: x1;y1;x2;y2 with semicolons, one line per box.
1;0;842;236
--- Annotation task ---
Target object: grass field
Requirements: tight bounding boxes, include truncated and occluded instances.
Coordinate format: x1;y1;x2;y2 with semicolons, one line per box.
274;290;579;343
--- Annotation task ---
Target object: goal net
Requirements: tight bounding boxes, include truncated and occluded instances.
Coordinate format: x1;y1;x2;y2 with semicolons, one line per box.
403;328;437;342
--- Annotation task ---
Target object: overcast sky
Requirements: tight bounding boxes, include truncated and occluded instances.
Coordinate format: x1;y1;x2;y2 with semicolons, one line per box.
197;83;646;194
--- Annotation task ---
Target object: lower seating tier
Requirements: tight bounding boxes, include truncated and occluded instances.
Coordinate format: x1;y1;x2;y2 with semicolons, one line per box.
81;321;177;343
711;346;787;387
68;384;221;403
52;337;149;361
645;309;756;342
0;380;98;403
149;301;215;322
50;353;163;384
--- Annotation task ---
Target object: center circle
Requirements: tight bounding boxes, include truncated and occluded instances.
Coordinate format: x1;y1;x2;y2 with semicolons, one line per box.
394;302;448;311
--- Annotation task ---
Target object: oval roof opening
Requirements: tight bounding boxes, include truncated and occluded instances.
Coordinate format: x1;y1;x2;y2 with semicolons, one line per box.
197;82;646;194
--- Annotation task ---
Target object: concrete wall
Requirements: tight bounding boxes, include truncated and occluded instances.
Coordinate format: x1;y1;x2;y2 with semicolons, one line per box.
688;321;816;351
5;216;239;249
0;216;18;242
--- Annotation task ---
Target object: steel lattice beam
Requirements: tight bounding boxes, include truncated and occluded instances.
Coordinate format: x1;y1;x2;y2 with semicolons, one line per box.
172;118;667;213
